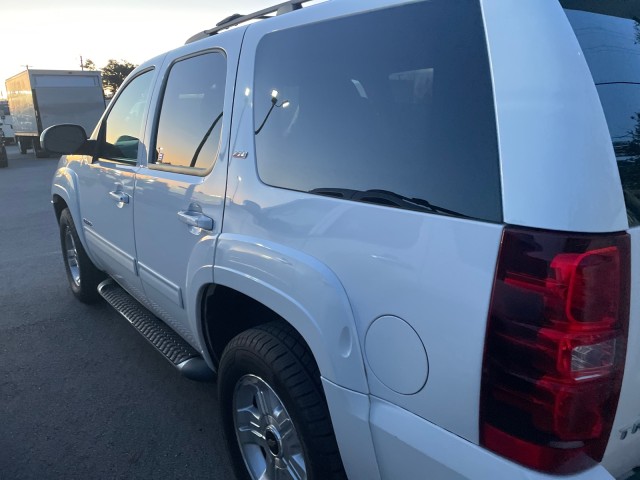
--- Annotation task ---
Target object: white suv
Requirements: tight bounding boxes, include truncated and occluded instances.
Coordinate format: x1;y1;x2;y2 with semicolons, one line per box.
44;0;640;479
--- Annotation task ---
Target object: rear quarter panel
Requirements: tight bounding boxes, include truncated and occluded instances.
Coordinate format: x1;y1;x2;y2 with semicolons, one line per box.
222;0;505;443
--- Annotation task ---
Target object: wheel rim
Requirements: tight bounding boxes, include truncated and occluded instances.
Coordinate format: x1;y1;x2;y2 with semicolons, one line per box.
64;226;81;287
233;374;307;480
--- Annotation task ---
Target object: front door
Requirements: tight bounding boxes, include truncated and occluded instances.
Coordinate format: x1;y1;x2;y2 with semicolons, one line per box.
78;69;155;297
133;46;235;345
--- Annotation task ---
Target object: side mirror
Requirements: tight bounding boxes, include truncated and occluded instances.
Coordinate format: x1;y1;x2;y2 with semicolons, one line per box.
41;124;94;155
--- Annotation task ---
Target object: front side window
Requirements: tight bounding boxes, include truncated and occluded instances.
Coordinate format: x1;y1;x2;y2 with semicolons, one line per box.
253;0;501;222
100;70;154;162
152;52;227;173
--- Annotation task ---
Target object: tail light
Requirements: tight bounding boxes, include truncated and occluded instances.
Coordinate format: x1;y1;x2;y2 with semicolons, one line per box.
481;227;630;474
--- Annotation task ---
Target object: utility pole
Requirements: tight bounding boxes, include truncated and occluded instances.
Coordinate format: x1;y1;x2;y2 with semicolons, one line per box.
80;55;84;71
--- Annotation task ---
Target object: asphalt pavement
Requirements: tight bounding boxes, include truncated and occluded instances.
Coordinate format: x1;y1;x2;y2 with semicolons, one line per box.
0;145;235;479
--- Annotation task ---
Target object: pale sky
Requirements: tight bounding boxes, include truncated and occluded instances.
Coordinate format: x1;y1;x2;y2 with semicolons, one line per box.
0;0;293;97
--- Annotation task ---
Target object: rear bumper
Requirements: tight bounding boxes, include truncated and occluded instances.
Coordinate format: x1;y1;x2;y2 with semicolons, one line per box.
369;397;616;480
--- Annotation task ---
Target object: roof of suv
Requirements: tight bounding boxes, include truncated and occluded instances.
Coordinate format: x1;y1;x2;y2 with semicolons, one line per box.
185;0;320;44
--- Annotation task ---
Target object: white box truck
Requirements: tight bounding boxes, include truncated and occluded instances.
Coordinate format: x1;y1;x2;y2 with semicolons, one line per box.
0;100;15;145
5;70;105;157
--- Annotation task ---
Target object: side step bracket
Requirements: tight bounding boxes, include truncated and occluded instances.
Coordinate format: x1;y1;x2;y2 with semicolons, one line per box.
98;279;214;381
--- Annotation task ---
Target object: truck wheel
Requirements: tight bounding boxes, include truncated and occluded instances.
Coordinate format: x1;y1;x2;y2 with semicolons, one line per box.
18;138;28;154
218;322;346;480
0;145;7;168
34;139;48;158
58;208;105;303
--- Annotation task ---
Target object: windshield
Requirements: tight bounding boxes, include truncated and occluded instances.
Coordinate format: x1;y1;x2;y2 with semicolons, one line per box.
563;5;640;225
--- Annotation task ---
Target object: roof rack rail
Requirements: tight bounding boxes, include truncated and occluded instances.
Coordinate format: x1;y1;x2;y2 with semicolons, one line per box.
186;0;314;44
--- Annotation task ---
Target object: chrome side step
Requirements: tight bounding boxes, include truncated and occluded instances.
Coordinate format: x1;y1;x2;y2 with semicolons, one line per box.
98;279;214;381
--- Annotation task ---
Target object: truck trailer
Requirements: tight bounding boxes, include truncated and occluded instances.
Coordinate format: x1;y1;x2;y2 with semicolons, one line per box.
5;69;105;157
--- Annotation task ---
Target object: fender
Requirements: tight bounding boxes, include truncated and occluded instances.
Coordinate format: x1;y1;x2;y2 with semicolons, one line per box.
213;233;369;394
51;159;104;270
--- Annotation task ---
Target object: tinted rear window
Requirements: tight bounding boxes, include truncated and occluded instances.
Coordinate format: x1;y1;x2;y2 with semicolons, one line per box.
253;0;501;222
563;5;640;225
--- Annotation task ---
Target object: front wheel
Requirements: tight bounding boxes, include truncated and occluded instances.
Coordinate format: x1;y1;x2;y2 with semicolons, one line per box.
58;208;105;303
218;322;346;480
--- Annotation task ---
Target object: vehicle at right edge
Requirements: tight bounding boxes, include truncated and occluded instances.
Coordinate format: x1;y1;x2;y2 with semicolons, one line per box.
44;0;640;479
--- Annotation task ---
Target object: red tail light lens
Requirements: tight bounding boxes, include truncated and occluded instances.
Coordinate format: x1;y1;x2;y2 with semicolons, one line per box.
481;227;630;474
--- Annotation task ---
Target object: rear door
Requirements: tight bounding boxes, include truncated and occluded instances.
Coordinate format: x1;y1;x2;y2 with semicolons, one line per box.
563;3;640;476
133;32;241;346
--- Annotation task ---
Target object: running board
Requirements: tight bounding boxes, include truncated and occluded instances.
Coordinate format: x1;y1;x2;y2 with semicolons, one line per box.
98;279;215;381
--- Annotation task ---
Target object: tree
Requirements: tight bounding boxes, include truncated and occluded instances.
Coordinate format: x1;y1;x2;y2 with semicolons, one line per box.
101;59;137;96
82;58;96;71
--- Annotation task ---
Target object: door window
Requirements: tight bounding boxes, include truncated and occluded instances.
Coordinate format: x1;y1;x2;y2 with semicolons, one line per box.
99;70;154;162
152;52;227;174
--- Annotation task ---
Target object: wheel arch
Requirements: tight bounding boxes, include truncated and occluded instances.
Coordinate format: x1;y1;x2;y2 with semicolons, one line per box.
52;193;68;222
51;166;92;255
203;235;369;394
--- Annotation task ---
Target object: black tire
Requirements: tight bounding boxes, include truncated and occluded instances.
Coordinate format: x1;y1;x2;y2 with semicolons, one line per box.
34;138;48;158
18;138;28;154
0;145;7;168
218;321;346;480
58;208;105;303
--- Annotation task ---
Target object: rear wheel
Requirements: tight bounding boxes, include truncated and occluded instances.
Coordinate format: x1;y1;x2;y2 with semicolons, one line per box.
34;138;48;158
218;322;346;480
18;137;28;154
0;145;7;168
58;208;105;303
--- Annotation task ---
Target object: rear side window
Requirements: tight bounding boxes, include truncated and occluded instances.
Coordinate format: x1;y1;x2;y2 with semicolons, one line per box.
563;4;640;225
253;0;501;222
153;52;227;173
